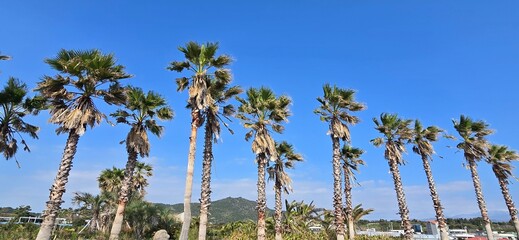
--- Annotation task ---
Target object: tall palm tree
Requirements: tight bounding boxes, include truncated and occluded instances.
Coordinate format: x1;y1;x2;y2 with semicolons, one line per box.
453;115;494;240
410;120;449;240
35;49;131;240
371;113;413;240
486;144;519;236
340;145;364;240
267;141;303;240
314;84;365;240
198;78;242;240
168;41;231;240
109;86;173;240
0;77;39;167
236;87;291;240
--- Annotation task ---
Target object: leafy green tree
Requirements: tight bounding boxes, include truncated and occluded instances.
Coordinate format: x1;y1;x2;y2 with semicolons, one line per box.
486;144;519;236
35;49;131;240
410;120;449;240
0;78;39;167
10;205;34;223
108;86;173;239
168;41;232;240
341;145;364;240
314;84;365;240
198;76;242;240
236;87;291;240
268;141;303;240
453;115;494;240
371;113;413;240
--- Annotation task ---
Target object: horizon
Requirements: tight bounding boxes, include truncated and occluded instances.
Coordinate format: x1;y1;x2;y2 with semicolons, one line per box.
1;1;518;221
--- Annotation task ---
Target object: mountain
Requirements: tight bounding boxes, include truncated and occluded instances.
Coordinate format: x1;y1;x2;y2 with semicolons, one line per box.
450;210;512;222
154;197;274;224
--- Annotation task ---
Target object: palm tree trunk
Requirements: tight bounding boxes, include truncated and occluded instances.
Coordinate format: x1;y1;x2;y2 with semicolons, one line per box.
89;211;100;232
494;169;519;236
420;155;449;240
343;166;354;240
257;154;267;240
274;180;283;240
109;148;138;240
198;121;214;240
467;158;494;240
36;131;80;240
332;135;345;240
179;109;200;240
387;157;412;240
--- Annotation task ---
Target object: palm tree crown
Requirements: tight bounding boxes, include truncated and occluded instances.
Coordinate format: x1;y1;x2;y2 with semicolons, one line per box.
341;145;365;180
236;87;291;160
452;115;493;162
111;86;174;157
35;49;131;135
411;120;443;158
371;113;413;164
487;145;518;185
314;84;365;142
268;141;303;193
169;41;232;111
0;78;39;163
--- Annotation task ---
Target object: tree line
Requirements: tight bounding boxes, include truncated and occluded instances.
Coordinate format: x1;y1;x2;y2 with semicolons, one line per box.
1;42;518;240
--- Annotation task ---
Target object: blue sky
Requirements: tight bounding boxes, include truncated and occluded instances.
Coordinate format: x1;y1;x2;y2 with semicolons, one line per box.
1;1;518;220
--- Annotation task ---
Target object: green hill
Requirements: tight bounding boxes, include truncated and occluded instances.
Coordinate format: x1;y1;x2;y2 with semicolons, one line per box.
154;197;273;224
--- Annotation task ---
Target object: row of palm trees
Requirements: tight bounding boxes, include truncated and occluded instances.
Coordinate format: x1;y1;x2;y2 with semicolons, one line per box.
1;43;518;240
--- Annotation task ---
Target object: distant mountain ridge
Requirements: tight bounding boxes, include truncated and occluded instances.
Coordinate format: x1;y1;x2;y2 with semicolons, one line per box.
449;210;512;222
154;197;274;224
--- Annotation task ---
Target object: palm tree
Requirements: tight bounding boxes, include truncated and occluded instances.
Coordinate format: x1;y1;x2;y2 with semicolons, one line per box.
371;113;413;240
267;141;303;240
131;161;154;197
314;84;366;240
340;145;364;240
486;144;519;236
35;49;131;240
109;86;173;240
72;192;111;232
0;77;39;167
351;204;373;226
236;87;291;240
168;41;232;240
198;78;242;240
99;167;125;194
410;120;449;240
283;200;321;235
453;115;494;240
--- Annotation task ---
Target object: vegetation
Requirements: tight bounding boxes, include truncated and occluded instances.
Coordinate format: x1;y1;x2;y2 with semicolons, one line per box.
315;84;366;240
236;87;291;240
109;86;173;239
409;120;449;240
453;115;495;240
1;42;518;240
168;41;233;240
371;113;414;240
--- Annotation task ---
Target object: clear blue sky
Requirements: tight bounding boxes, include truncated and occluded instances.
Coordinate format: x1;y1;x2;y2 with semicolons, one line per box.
1;1;518;220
